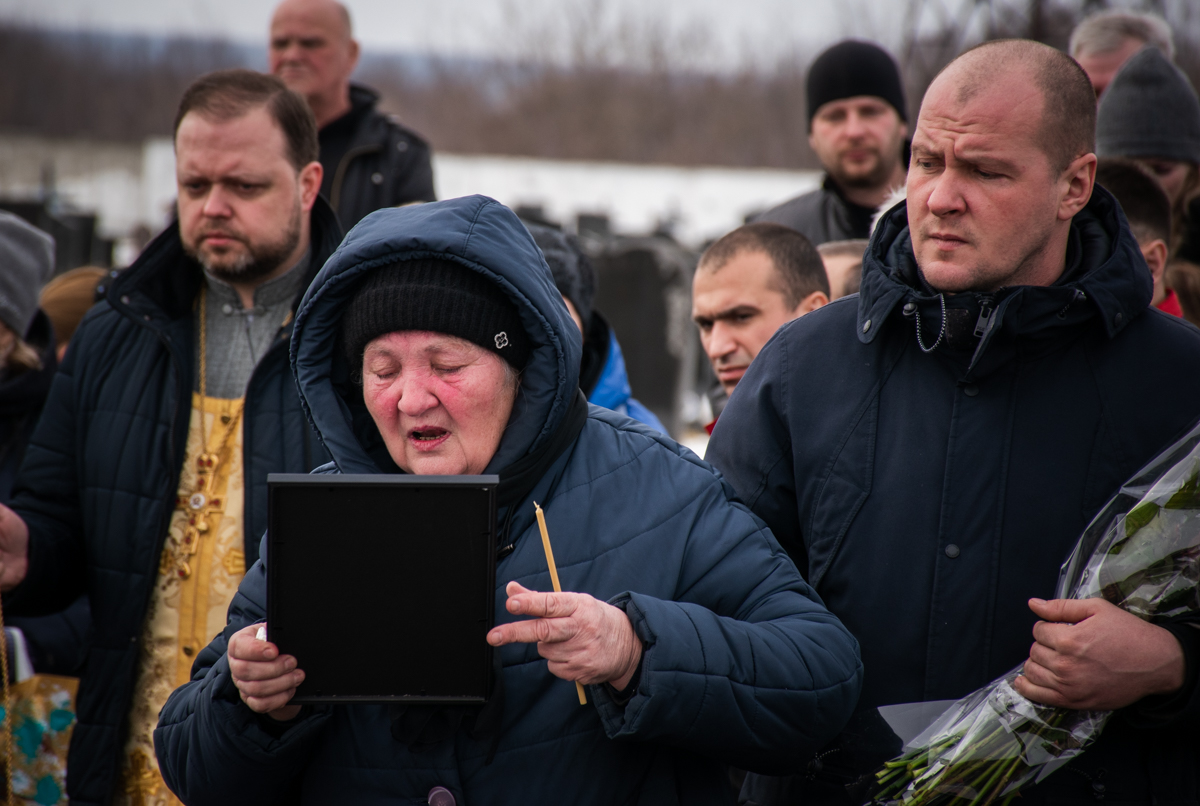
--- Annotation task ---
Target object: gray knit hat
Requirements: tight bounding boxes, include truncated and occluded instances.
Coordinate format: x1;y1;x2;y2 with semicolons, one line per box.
0;211;55;337
1097;46;1200;164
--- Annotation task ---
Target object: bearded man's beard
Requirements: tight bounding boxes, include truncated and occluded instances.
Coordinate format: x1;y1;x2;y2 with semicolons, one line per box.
186;200;303;284
833;148;895;191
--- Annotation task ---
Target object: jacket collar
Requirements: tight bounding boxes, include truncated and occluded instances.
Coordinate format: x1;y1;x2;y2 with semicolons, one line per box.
321;85;379;139
585;317;635;411
108;197;343;329
856;186;1150;362
821;174;878;229
348;84;380;114
578;311;612;399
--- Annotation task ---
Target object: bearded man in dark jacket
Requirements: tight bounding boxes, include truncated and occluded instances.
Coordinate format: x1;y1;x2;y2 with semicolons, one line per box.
270;0;435;232
709;41;1200;805
753;41;909;245
0;70;339;805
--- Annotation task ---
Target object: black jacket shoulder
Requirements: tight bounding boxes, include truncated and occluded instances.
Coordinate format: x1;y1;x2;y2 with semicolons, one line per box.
325;84;436;232
752;178;867;245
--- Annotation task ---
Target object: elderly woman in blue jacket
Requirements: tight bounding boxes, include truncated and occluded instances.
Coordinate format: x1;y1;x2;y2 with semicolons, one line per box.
154;196;862;806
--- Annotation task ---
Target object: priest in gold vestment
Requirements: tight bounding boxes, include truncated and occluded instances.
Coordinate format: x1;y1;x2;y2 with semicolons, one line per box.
0;69;343;805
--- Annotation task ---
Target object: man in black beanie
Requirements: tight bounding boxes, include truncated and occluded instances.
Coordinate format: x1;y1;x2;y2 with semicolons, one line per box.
754;40;908;245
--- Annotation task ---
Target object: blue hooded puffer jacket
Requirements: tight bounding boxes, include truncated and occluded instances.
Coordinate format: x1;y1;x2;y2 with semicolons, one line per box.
154;196;863;806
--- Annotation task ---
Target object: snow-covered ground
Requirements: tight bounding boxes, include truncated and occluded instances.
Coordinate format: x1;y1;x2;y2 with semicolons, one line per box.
434;153;819;247
0;135;819;260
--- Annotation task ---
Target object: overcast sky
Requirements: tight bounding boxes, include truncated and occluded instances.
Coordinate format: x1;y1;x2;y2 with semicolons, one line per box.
0;0;912;70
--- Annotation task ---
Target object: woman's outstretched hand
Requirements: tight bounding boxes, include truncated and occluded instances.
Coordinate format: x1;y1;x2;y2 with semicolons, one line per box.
228;623;305;721
487;581;643;690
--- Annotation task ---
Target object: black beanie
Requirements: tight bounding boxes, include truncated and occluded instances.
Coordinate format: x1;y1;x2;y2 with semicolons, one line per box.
526;223;595;331
341;258;531;370
807;40;907;125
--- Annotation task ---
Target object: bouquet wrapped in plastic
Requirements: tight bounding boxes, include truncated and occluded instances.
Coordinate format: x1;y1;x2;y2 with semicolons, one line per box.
869;421;1200;806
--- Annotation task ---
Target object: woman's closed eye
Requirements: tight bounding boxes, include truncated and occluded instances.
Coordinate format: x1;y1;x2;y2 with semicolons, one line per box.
364;363;399;382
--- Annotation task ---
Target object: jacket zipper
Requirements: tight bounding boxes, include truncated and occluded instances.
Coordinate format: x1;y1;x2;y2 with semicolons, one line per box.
974;293;996;339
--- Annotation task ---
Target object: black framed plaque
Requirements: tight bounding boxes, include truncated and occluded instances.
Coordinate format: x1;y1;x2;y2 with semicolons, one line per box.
266;473;498;704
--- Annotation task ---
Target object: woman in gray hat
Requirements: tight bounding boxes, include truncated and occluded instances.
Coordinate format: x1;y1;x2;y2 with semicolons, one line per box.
1096;45;1200;319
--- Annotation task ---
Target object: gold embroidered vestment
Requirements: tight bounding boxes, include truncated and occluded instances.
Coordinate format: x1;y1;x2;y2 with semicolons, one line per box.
116;393;247;806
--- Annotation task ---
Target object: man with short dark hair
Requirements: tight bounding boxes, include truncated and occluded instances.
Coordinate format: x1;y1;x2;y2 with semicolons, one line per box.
269;0;435;231
754;40;908;245
1069;9;1174;97
693;222;828;430
0;69;341;804
712;39;1200;803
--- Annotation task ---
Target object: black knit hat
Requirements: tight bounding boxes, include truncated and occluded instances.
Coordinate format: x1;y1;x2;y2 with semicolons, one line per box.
807;40;907;125
342;258;531;370
526;223;595;331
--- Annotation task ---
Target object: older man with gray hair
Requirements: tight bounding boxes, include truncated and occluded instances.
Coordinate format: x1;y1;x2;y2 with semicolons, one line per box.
1069;8;1174;97
269;0;436;230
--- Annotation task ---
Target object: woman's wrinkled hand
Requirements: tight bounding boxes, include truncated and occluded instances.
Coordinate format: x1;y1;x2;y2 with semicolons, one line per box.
228;623;304;721
486;581;643;689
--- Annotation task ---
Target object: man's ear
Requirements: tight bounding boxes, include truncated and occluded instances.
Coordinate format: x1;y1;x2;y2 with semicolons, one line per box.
794;290;830;317
1058;153;1097;221
298;161;323;211
348;39;361;72
1141;238;1169;285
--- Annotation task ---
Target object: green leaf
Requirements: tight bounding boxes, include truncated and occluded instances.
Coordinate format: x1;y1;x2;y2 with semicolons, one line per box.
1123;502;1159;539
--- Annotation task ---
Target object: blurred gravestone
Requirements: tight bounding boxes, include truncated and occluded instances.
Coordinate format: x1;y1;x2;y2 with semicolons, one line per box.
586;234;699;436
0;200;113;274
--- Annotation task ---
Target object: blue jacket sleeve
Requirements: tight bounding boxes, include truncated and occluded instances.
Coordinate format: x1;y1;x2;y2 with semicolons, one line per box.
154;540;331;805
587;462;863;775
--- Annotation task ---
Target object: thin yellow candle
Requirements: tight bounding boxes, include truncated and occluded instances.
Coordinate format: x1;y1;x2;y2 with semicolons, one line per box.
534;502;587;705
